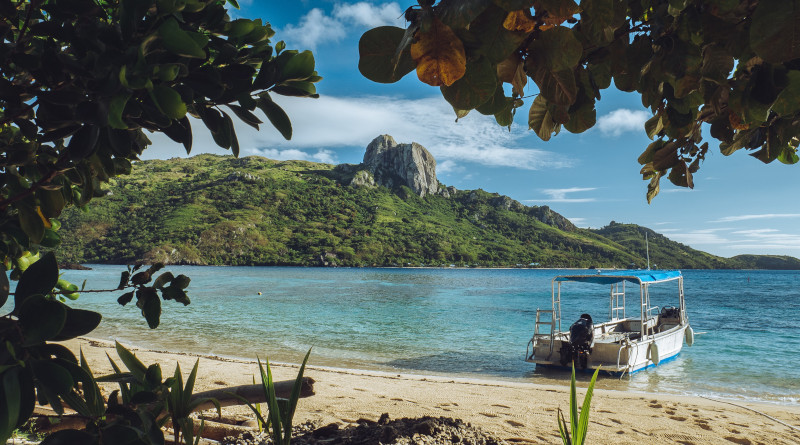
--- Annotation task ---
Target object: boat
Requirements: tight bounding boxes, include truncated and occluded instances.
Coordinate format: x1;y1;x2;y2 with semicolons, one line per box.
525;269;694;376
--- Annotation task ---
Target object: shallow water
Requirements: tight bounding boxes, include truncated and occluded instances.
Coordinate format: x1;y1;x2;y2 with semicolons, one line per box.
19;266;800;404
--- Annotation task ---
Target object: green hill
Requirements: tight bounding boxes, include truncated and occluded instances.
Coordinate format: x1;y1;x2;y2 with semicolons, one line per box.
54;154;797;269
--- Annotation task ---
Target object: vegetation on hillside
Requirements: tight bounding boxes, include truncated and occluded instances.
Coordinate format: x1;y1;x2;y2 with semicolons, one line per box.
56;154;787;269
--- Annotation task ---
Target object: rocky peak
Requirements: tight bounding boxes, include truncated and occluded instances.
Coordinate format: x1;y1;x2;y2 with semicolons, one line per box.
361;135;439;197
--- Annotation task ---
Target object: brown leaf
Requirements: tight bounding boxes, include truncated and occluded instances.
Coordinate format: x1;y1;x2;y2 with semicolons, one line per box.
540;14;570;31
503;10;537;33
410;17;466;87
497;54;527;96
728;111;748;130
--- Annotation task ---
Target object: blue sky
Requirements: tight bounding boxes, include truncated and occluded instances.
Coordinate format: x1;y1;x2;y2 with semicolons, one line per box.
145;1;800;259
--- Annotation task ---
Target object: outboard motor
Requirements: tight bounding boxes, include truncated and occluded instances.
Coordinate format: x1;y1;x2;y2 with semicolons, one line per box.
559;314;594;369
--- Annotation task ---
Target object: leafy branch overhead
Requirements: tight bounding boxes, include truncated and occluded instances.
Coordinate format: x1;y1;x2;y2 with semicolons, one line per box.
0;0;321;265
359;0;800;202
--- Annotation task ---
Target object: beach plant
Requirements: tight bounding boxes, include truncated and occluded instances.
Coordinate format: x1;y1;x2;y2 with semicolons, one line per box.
238;349;312;445
166;360;221;445
40;342;220;445
557;363;600;445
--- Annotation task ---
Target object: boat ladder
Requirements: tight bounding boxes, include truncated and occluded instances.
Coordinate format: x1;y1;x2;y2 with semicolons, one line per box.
610;282;625;320
533;309;556;359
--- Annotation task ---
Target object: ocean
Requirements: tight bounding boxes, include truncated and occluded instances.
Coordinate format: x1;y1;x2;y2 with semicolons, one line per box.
28;266;800;405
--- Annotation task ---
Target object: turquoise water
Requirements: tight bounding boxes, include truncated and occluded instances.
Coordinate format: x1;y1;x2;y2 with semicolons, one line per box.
16;266;800;404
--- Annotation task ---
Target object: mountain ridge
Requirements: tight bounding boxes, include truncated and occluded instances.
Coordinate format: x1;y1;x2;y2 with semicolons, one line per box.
55;141;799;269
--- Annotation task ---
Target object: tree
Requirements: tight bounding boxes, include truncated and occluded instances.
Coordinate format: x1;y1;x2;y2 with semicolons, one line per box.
358;0;800;202
0;0;320;441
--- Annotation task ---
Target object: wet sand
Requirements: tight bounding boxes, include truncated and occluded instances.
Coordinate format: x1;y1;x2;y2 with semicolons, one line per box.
63;338;800;444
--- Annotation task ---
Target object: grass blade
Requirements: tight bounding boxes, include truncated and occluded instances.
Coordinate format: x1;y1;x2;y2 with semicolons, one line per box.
575;367;600;445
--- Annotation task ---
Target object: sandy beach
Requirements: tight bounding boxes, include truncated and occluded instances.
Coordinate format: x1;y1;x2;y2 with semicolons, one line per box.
61;338;800;444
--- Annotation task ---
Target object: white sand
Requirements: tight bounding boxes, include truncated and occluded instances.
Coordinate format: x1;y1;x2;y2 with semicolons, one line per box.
63;338;800;444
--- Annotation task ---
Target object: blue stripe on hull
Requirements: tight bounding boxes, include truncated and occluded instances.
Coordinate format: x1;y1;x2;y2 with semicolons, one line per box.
534;350;681;376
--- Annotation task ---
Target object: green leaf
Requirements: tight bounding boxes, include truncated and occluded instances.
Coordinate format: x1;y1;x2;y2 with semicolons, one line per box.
142;292;162;329
118;271;130;290
38;189;66;218
529;66;578;106
778;147;800;165
0;367;22;440
158;17;207;59
152;85;187;120
644;114;663;140
491;0;535;10
153;272;175;289
476;84;509;115
145;363;162;388
284;348;311;442
437;0;492;29
52;307;102;341
117;291;134;306
228;18;255;37
528;26;582;71
39;429;96;445
67;125;100;162
224;112;240;157
580;0;615;44
750;0;800;64
281;50;316;82
18;296;67;345
536;0;581;17
227;104;262;130
17;203;44;245
115;341;148;382
471;4;527;64
528;95;559;141
441;57;498;110
0;268;8;309
575;367;600;444
15;252;58;309
108;93;131;130
172;274;190;289
773;70;800;116
257;96;292;140
31;360;74;396
358;26;416;84
564;102;596;134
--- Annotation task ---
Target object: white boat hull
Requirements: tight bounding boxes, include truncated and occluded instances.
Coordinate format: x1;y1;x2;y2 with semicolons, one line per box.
526;322;688;375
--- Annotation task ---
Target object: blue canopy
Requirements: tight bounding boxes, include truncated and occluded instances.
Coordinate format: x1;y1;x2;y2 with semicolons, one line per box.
554;269;682;285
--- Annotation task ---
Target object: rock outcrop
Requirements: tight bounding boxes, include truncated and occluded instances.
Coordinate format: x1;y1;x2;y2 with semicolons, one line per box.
360;135;440;197
528;205;576;232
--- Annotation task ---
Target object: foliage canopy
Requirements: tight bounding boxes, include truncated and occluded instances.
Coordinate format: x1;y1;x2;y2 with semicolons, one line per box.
0;0;319;442
359;0;800;201
0;0;320;267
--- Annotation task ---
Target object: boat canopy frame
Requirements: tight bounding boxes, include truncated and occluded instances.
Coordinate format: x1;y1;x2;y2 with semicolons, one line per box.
548;270;685;340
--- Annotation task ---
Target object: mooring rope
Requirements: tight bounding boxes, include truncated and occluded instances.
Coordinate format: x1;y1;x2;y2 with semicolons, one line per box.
698;395;800;432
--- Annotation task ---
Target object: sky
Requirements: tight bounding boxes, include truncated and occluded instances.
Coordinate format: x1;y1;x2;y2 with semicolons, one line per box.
145;1;800;259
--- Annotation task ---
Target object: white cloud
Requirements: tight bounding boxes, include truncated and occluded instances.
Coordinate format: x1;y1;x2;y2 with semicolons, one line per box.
567;217;588;227
143;95;566;171
529;187;597;203
255;148;337;164
713;213;800;223
596;109;649;137
333;2;404;28
667;228;732;246
281;2;404;49
280;8;347;50
436;160;463;174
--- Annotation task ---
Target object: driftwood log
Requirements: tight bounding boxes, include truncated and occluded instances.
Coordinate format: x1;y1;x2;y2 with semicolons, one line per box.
31;377;315;433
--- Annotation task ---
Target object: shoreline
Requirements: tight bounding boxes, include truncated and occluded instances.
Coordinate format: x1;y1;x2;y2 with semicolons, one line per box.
65;337;800;444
